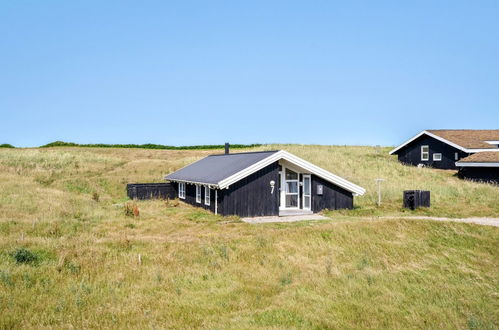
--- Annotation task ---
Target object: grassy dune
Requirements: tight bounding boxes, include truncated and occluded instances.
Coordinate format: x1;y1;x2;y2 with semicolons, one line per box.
0;146;498;328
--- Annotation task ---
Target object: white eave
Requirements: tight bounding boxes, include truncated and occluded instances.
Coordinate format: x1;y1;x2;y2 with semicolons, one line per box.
389;130;499;155
455;162;499;167
217;150;366;196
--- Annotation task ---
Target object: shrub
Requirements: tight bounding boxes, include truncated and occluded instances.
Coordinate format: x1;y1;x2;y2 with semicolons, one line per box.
124;202;139;217
12;248;38;265
92;192;100;202
0;143;15;148
40;141;262;150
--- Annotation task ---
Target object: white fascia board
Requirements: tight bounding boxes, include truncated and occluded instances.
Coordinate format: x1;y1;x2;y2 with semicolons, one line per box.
465;149;499;152
165;178;218;188
218;150;366;196
389;131;427;155
455;162;499;167
389;130;468;155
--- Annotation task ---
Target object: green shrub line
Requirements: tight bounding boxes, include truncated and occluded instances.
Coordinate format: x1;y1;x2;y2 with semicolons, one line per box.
0;144;15;148
40;141;262;150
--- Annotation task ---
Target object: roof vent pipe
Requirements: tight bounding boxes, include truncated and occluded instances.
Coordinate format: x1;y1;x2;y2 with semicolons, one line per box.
225;143;230;154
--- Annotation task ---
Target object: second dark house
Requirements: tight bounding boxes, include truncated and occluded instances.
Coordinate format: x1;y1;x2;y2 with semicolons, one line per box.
165;149;365;217
390;129;499;169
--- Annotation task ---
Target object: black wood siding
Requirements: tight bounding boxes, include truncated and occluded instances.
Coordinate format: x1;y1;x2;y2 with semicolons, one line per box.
219;161;279;217
174;182;218;213
311;175;353;212
395;134;469;169
127;183;175;200
457;167;499;184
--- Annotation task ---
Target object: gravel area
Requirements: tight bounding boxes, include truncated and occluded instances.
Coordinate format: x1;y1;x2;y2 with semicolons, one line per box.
242;214;327;224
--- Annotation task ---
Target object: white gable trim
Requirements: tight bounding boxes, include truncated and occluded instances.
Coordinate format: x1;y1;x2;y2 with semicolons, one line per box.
389;130;499;155
217;150;366;196
389;131;469;155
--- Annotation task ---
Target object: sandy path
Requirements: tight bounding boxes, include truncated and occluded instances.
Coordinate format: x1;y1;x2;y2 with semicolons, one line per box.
381;216;499;227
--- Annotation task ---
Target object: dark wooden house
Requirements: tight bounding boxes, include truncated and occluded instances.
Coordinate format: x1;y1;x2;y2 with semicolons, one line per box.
456;152;499;184
164;149;365;217
390;129;499;169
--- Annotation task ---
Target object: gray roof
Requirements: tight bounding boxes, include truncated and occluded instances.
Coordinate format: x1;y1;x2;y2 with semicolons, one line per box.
165;151;279;185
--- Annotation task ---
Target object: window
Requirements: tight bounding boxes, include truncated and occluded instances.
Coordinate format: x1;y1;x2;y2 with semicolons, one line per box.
433;153;442;161
421;145;429;161
195;184;201;203
285;168;299;208
455;152;459;161
204;186;211;206
178;182;186;199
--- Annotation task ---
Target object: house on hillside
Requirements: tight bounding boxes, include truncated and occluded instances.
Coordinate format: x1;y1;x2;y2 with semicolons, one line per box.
389;130;499;170
456;152;499;184
164;146;365;217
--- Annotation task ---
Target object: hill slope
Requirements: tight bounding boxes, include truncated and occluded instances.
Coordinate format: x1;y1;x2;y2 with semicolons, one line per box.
0;146;497;328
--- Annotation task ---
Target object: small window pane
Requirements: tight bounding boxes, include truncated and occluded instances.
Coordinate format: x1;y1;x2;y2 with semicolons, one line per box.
196;185;201;203
287;182;298;193
285;195;298;207
285;169;298;180
204;187;210;205
304;196;310;208
304;177;310;195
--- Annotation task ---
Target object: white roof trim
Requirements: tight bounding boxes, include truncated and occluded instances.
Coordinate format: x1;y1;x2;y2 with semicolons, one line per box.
389;130;499;155
217;150;366;195
455;162;499;167
389;131;468;154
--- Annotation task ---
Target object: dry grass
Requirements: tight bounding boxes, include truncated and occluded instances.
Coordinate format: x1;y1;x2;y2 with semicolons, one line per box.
0;146;498;328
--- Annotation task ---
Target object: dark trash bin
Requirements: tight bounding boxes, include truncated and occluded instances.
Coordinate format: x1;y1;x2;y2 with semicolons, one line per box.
403;190;430;210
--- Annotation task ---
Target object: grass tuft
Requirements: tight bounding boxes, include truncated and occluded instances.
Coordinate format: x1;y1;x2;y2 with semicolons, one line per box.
11;248;39;265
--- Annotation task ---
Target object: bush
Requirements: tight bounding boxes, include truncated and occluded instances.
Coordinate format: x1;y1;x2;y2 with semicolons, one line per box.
92;192;100;202
12;248;38;265
0;144;15;148
124;202;139;217
40;141;262;150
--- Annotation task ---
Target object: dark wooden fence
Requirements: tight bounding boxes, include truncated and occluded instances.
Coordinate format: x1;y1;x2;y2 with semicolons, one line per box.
403;190;430;210
127;183;176;200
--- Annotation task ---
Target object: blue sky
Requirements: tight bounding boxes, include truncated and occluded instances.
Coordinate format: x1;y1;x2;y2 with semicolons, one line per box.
1;1;498;147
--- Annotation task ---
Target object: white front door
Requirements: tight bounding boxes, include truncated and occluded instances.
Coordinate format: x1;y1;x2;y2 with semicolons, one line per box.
302;174;311;210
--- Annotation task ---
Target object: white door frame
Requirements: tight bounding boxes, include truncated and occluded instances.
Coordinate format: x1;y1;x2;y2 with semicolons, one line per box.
302;174;311;210
280;165;300;210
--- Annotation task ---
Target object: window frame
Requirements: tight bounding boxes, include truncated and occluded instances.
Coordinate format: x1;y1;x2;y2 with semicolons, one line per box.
178;182;186;199
421;145;429;161
195;184;201;203
455;152;459;161
204;186;211;206
433;153;442;161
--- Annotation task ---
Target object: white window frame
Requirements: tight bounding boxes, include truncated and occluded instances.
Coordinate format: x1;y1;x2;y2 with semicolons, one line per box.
178;182;186;199
455;152;459;161
204;186;211;206
433;153;442;161
421;145;429;161
195;184;201;203
302;174;311;211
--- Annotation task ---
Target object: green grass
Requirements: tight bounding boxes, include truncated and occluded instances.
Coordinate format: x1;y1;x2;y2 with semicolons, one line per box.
0;145;497;328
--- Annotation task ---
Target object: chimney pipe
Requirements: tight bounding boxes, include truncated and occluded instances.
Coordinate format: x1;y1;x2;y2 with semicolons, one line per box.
225;143;230;154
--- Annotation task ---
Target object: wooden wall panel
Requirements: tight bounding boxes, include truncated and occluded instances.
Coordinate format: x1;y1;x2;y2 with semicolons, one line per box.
219;161;279;217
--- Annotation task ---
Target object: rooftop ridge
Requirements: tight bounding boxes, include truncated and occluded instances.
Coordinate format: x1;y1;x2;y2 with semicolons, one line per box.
208;150;280;157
